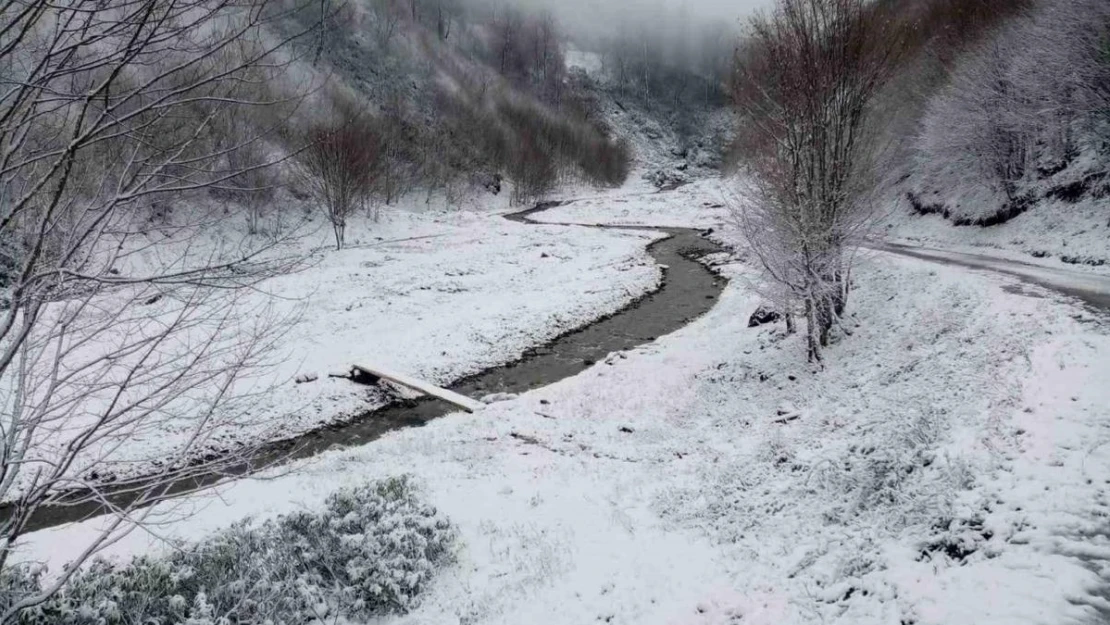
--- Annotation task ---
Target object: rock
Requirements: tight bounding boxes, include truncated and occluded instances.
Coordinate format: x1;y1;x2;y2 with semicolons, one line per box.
642;168;689;190
748;304;782;327
471;171;502;195
349;368;381;385
619;426;634;434
481;392;519;405
774;401;802;424
603;352;630;366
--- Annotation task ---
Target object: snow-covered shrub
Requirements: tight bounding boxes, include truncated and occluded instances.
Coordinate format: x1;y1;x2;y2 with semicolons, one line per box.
0;564;47;622
44;545;303;625
273;476;456;616
4;477;454;624
810;406;975;532
643;169;689;190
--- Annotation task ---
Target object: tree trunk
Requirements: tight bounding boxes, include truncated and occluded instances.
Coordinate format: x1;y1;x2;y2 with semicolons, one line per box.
818;297;832;348
834;269;849;317
334;222;345;250
805;298;822;363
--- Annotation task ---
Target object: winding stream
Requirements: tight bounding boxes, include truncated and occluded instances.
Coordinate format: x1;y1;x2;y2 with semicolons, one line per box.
20;201;728;532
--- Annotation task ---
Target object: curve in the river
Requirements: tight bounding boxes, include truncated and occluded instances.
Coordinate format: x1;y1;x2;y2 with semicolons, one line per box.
18;200;728;532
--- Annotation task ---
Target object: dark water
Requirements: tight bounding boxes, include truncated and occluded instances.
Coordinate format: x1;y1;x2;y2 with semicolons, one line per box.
18;203;727;532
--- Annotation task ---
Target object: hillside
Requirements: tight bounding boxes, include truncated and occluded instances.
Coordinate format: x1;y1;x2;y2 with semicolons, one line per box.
4;1;1110;625
875;0;1110;269
256;0;734;215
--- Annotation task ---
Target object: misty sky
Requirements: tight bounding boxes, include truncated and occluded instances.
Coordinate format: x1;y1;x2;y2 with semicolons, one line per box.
658;0;774;21
503;0;774;39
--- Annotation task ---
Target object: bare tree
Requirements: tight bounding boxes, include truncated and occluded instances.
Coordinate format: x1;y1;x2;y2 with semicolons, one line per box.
433;0;456;41
378;87;410;206
217;52;287;236
914;29;1030;214
731;0;902;362
0;0;320;617
534;11;564;104
494;7;522;77
371;0;404;48
297;112;384;249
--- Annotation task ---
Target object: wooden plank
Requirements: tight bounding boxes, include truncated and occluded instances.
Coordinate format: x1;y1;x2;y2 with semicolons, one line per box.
352;364;484;413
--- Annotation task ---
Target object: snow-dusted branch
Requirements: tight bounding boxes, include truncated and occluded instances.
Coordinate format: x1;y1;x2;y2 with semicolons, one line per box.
0;0;325;617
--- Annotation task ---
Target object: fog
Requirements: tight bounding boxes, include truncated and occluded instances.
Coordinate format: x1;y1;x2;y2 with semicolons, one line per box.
479;0;775;42
514;0;772;26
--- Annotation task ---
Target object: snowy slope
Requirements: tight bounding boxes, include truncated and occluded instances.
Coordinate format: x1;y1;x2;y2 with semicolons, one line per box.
882;194;1110;274
23;185;1110;625
30;197;664;492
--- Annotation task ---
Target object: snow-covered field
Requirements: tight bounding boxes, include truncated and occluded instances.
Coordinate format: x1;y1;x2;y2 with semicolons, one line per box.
246;207;662;420
38;195;664;488
538;177;734;228
24;179;1110;625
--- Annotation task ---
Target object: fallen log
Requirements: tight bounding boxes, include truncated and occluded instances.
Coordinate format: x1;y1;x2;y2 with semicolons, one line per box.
351;364;484;413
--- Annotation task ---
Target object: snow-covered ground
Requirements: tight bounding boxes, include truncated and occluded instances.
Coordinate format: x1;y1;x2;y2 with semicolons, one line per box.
37;193;664;489
538;177;734;228
247;207;662;417
24;179;1110;625
882;195;1110;274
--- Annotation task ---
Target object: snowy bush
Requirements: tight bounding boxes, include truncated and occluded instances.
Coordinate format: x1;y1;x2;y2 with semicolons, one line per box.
273;477;455;616
642;169;689;190
3;477;454;624
0;565;47;622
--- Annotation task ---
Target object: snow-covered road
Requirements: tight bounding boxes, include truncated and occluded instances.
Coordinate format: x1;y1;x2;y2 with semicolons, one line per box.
873;241;1110;311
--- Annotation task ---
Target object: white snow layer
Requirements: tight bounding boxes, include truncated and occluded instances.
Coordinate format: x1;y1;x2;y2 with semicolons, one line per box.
537;177;734;228
33;200;664;489
882;194;1110;275
24;177;1110;625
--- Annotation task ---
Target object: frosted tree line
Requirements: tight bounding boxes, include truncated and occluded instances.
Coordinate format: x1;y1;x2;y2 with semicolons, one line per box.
729;0;1109;360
